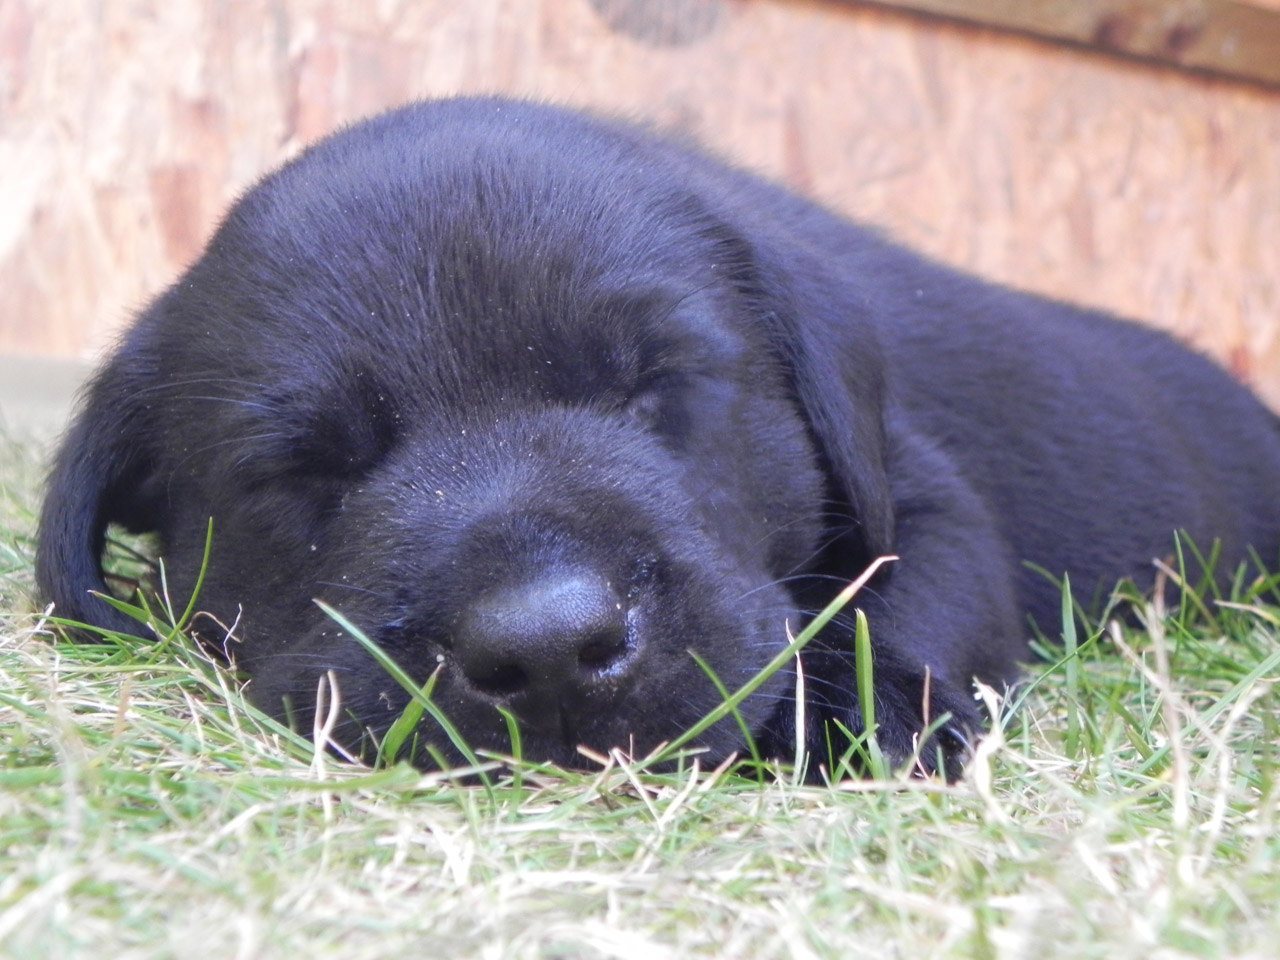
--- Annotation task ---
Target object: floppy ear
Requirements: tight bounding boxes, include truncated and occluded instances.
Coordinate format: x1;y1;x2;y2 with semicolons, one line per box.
768;283;895;558
36;348;163;635
714;229;895;558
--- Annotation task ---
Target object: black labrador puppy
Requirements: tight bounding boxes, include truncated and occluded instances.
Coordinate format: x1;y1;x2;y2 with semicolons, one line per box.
36;98;1280;777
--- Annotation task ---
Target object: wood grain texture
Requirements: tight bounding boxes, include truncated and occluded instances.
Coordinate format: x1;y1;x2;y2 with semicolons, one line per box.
846;0;1280;87
2;0;1278;410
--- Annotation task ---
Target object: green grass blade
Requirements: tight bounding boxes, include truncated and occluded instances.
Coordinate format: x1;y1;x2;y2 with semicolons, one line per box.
174;517;215;631
496;706;524;795
315;600;495;796
689;649;765;778
377;691;427;767
649;556;896;765
854;609;888;779
1062;573;1081;758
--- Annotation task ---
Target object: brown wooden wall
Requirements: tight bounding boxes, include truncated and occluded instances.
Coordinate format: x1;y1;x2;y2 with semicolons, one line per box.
3;0;1279;409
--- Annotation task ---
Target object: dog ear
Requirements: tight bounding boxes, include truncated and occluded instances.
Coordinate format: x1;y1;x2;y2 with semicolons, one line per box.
36;345;163;635
771;284;894;558
719;231;895;558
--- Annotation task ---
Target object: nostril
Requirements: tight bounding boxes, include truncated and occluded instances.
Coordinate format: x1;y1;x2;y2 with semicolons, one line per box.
577;627;629;670
453;571;637;705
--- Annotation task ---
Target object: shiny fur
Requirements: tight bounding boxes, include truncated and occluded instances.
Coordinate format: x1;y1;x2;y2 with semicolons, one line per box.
37;98;1280;777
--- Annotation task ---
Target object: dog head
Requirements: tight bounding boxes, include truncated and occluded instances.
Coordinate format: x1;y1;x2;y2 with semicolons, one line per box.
37;98;893;767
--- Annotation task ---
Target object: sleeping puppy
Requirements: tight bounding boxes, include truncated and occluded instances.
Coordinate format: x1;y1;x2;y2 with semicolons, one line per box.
36;97;1280;778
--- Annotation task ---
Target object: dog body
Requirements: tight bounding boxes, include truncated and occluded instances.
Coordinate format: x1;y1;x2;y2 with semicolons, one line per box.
37;99;1280;774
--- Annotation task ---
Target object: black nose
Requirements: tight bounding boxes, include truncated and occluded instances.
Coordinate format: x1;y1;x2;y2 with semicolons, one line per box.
453;572;636;723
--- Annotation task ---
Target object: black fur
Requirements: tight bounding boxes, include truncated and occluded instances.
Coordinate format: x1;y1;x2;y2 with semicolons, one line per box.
36;98;1280;777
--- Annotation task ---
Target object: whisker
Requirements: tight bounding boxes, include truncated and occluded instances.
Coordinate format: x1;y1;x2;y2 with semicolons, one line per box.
167;432;288;483
315;581;397;602
130;376;270;398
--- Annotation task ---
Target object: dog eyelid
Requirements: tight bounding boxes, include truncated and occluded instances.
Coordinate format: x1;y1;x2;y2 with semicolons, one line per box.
624;387;665;426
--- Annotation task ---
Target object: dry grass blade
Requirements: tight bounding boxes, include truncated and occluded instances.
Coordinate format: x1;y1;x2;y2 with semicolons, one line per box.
2;429;1280;958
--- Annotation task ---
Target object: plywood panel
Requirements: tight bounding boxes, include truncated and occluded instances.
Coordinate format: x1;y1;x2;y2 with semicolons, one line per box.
849;0;1280;87
2;0;1278;410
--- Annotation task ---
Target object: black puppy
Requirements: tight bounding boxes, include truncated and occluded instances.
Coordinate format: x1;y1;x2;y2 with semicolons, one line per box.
37;98;1280;777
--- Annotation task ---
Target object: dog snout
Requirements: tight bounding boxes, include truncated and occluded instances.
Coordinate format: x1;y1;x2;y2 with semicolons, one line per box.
453;571;637;725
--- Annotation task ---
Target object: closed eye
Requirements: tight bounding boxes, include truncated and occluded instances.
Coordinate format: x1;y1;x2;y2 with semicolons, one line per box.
623;373;693;443
255;366;403;483
624;385;666;430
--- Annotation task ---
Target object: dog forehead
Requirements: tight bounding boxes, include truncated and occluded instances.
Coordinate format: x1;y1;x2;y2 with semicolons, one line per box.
177;110;752;404
225;102;703;285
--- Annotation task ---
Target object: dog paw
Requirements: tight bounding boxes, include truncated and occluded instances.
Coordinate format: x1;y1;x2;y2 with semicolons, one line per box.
778;659;982;781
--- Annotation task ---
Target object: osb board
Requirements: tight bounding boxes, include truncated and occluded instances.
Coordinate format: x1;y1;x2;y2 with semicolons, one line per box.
2;0;1279;411
852;0;1280;87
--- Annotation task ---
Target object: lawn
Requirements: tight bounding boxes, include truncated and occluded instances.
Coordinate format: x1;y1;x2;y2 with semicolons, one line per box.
2;426;1278;959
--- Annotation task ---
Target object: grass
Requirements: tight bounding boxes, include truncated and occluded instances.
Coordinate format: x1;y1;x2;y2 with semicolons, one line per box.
2;426;1280;959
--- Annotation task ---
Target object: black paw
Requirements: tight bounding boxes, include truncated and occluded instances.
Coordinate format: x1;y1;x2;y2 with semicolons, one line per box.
763;656;983;782
858;671;980;780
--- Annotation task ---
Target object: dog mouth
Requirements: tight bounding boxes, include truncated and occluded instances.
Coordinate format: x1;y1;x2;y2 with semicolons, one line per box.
460;648;644;747
335;605;756;769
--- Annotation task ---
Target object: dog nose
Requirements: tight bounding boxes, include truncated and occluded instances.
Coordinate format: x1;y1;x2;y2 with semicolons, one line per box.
454;572;634;716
